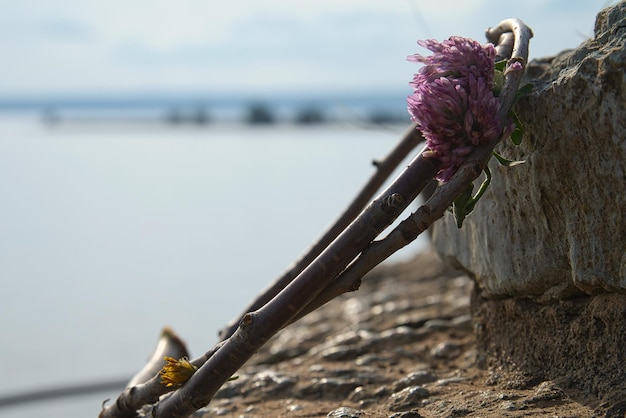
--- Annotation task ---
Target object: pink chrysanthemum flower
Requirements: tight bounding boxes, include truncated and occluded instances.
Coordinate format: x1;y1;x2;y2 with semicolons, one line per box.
407;36;502;182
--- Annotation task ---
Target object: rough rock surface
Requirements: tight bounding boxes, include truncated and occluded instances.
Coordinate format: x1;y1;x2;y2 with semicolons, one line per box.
428;1;626;404
472;289;626;400
194;250;619;417
432;1;626;298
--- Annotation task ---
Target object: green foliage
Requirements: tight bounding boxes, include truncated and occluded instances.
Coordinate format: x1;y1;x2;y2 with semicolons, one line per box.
493;60;507;96
494;60;507;72
508;82;532;145
450;167;492;228
509;111;524;145
514;83;533;102
492;151;525;167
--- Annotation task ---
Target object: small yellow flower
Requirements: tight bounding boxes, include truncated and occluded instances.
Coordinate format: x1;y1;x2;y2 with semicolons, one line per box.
159;356;197;387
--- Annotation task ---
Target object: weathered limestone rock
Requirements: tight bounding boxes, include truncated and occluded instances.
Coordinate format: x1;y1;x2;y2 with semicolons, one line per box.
472;290;626;398
432;2;626;398
432;1;626;299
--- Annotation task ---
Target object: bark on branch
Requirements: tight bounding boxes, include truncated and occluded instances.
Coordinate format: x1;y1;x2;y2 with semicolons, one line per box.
101;17;533;418
286;18;533;331
218;124;423;341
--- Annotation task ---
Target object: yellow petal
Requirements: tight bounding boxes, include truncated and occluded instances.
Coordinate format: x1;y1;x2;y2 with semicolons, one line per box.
159;356;197;387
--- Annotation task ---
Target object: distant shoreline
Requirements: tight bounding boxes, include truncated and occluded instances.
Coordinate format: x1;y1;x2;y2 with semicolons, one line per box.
0;91;410;127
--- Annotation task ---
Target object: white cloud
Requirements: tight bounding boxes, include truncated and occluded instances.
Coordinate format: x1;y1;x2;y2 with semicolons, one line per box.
0;0;617;95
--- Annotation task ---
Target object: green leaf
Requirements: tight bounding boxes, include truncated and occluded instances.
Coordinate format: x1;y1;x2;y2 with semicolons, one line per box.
492;151;526;167
511;128;523;145
509;111;524;145
514;83;533;103
450;168;492;228
494;60;507;72
466;166;492;213
451;184;474;228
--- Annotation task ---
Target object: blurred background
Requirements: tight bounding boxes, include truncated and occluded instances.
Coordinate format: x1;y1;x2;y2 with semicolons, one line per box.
0;1;615;416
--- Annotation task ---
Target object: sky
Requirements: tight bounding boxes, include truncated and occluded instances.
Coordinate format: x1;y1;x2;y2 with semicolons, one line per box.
0;0;618;98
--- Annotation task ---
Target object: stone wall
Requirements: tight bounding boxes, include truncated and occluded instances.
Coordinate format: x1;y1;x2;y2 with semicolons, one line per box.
432;1;626;398
433;1;626;300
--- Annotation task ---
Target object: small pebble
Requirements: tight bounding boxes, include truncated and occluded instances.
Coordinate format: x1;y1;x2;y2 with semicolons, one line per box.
372;326;428;347
423;318;452;330
388;386;430;412
435;376;467;386
297;377;359;400
355;353;384;366
392;370;437;391
501;401;518;411
388;411;424;418
348;386;370;402
250;370;297;396
450;314;472;329
430;341;461;359
327;406;364;417
319;345;363;361
286;403;303;412
526;380;564;403
212;406;235;416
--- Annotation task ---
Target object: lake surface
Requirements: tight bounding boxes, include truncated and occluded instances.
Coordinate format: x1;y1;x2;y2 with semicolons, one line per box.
0;117;428;417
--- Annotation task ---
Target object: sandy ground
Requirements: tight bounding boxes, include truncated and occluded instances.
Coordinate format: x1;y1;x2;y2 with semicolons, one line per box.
192;249;616;418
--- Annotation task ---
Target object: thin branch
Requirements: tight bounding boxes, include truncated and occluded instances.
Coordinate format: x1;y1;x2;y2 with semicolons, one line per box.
99;124;423;418
486;18;534;119
218;124;423;340
486;18;533;62
289;17;533;324
151;150;440;418
101;341;226;418
127;328;189;388
99;329;221;418
290;144;494;322
100;143;435;418
103;18;533;418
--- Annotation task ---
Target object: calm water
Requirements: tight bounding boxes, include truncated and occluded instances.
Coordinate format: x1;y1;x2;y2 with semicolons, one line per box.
0;117;427;417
